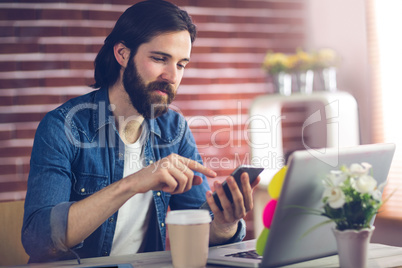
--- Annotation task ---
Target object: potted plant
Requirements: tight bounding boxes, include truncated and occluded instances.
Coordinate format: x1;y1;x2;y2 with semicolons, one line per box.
312;48;339;92
261;51;294;95
314;162;387;268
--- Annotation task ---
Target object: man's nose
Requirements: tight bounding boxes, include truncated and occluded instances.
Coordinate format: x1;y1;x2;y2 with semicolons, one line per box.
160;64;178;85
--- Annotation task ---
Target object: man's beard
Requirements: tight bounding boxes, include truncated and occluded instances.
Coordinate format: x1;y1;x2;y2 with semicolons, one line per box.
123;57;176;119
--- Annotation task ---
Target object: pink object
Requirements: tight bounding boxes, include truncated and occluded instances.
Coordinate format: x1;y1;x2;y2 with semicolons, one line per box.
262;199;277;228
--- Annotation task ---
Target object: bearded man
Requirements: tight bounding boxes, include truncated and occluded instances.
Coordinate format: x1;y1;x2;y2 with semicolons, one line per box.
22;0;259;263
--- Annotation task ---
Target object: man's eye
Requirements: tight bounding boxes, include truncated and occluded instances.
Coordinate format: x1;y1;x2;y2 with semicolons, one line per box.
177;64;186;69
152;57;165;62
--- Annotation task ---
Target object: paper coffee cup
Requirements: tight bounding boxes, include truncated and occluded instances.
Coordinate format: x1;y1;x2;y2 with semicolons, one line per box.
166;209;212;268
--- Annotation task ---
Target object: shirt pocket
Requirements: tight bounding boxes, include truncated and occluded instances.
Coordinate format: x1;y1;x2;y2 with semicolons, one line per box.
72;172;108;196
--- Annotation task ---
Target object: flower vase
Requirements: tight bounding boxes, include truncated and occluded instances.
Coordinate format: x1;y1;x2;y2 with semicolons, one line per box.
271;72;292;96
295;70;314;94
318;67;337;92
332;226;375;268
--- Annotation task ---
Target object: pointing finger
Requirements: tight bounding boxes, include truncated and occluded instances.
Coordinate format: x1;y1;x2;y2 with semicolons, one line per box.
176;155;217;178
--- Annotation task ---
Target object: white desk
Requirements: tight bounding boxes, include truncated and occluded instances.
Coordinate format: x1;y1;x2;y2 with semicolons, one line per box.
15;242;402;268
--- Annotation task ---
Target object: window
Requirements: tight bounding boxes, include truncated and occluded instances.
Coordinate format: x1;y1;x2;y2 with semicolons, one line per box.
369;0;402;219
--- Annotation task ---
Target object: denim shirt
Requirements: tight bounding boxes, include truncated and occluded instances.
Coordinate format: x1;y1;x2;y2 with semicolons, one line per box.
22;87;246;263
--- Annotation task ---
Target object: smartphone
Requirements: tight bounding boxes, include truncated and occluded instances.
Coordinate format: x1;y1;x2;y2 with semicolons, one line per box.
199;165;264;211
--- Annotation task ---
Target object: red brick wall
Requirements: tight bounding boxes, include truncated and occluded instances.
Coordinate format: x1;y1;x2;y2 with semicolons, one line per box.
0;0;305;236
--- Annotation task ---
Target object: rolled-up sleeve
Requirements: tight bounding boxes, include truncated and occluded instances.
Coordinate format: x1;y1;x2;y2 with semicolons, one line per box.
227;218;247;244
50;202;77;251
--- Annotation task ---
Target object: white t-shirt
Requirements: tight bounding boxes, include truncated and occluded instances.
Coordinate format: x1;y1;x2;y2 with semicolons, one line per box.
110;126;153;255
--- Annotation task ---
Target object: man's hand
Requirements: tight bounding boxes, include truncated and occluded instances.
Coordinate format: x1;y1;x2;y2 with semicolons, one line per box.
66;153;215;249
127;153;217;195
207;172;261;245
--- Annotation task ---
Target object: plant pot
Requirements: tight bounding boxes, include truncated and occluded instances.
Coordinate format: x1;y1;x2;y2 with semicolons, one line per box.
294;70;314;94
332;226;375;268
271;72;292;96
317;67;337;92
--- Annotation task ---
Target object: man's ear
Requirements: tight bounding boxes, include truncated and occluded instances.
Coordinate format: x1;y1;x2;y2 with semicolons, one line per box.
114;43;130;68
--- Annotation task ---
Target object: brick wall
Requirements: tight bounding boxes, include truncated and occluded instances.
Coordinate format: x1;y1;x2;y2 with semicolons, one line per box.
0;0;305;237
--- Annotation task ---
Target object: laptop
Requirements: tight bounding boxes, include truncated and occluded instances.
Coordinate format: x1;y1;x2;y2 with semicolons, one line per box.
207;143;396;267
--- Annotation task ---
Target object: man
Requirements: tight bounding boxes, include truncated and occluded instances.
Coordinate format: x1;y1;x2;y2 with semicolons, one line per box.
22;0;260;263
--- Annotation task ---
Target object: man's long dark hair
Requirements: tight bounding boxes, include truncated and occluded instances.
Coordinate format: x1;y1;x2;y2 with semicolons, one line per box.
91;0;197;89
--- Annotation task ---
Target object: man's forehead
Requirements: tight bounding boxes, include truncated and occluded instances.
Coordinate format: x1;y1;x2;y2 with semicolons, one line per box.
141;31;192;58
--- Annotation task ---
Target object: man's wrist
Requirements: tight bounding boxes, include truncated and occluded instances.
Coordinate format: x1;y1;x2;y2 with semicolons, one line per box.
209;220;241;246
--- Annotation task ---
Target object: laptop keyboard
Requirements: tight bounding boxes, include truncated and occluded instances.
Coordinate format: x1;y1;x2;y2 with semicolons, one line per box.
225;249;263;259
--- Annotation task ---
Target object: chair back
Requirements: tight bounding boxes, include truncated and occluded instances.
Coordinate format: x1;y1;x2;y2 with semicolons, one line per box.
0;200;29;266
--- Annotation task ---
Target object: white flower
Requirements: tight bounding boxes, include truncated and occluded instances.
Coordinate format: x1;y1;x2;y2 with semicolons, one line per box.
372;189;382;202
348;162;371;177
323;186;346;208
351;175;377;194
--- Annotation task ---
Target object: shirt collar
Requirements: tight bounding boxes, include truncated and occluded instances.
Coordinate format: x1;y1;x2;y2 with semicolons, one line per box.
92;87;115;132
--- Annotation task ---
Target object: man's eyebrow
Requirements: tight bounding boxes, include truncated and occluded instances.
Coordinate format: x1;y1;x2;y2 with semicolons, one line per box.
150;51;190;62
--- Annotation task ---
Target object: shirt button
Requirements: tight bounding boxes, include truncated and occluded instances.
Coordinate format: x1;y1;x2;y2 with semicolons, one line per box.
149;160;154;164
109;217;114;222
80;188;85;193
156;192;161;196
118;153;123;158
161;223;165;227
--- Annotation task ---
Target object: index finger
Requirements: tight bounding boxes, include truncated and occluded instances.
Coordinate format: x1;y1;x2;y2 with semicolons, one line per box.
177;155;217;178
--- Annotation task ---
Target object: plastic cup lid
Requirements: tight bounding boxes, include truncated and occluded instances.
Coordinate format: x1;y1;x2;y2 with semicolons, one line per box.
165;209;212;225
